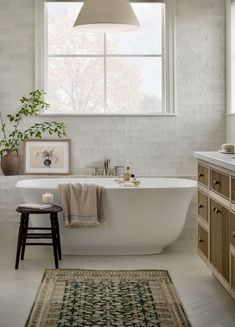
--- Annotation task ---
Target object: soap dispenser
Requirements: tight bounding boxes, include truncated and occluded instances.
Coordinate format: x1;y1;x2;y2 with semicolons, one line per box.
123;166;131;182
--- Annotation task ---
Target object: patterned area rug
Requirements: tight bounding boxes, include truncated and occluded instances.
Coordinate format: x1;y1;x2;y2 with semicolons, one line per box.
26;269;191;327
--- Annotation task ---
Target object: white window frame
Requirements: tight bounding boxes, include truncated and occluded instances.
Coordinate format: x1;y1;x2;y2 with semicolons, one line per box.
35;0;176;116
226;0;235;115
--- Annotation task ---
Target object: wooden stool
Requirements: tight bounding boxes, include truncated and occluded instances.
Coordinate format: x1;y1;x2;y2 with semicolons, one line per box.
15;205;62;269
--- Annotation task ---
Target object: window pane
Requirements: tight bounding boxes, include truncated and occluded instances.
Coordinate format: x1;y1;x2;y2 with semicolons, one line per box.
47;58;104;113
47;2;104;55
106;3;163;55
106;58;162;113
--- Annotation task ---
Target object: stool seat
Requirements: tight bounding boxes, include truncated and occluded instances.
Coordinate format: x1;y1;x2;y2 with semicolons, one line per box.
16;205;62;215
15;205;63;270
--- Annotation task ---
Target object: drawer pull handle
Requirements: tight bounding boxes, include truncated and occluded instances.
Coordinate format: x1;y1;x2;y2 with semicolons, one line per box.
198;204;204;209
212;206;221;213
198;173;204;177
233;232;235;238
213;180;220;186
198;239;204;243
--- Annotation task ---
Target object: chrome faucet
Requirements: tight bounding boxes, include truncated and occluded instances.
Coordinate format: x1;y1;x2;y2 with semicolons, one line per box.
114;165;125;176
103;159;110;176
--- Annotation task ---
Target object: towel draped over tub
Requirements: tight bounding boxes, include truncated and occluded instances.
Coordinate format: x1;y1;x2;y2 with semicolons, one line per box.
58;183;105;228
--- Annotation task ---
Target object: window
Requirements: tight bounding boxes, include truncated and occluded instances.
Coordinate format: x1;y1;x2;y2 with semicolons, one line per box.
36;0;175;115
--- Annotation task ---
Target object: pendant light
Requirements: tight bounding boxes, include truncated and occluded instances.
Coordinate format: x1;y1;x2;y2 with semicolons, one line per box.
73;0;140;33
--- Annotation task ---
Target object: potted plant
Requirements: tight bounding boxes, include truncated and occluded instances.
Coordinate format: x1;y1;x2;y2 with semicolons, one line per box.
0;90;67;175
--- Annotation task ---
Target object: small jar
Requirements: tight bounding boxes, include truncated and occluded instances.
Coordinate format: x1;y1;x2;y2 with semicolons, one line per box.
42;192;54;204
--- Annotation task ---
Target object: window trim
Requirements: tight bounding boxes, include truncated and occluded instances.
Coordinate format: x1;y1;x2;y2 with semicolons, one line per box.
226;0;235;116
226;0;231;115
35;0;176;116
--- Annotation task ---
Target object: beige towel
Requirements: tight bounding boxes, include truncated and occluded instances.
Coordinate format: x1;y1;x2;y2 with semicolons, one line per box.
58;183;105;228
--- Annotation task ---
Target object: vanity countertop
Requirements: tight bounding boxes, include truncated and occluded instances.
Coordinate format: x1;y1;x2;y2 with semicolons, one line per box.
194;151;235;172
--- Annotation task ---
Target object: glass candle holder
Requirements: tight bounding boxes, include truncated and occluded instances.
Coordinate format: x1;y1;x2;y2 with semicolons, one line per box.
42;192;54;204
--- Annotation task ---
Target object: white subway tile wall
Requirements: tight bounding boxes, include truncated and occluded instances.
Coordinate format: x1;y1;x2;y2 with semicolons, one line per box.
0;0;226;234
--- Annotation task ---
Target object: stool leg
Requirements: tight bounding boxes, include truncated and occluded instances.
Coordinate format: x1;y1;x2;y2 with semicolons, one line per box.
21;214;29;260
50;214;59;269
15;214;25;269
54;213;62;261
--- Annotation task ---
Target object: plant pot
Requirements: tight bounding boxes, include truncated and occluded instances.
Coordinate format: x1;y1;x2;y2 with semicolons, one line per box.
1;151;20;176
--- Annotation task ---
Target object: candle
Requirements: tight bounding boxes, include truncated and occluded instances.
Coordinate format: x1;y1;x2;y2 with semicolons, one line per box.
42;192;54;204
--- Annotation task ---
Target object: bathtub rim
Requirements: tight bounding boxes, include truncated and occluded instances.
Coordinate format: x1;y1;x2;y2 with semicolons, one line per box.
15;177;197;190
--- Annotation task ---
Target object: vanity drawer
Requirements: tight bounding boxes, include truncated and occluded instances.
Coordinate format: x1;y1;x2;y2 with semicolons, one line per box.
231;213;235;247
198;224;208;259
198;191;208;221
198;164;209;187
210;169;229;199
231;178;235;203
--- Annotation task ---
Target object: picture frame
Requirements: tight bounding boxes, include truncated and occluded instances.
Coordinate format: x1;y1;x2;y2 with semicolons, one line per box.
24;139;71;175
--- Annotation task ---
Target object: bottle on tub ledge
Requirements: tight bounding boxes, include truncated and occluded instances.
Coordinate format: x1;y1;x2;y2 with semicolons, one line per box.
123;166;132;182
114;166;140;186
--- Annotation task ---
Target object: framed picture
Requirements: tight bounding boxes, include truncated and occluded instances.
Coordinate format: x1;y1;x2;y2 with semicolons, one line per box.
24;139;71;175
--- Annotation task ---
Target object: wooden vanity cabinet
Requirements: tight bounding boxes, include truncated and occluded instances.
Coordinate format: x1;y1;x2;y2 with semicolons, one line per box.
197;161;235;300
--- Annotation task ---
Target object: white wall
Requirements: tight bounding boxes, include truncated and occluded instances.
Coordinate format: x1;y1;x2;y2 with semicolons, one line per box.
227;115;235;142
0;0;226;234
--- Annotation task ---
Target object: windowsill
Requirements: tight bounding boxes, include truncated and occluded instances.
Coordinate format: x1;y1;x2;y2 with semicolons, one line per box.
40;113;177;117
226;112;235;116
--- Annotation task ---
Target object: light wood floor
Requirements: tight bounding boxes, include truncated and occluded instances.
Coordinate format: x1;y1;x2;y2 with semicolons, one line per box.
0;234;235;327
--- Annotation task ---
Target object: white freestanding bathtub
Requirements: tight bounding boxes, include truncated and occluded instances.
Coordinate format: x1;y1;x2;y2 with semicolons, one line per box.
16;177;197;255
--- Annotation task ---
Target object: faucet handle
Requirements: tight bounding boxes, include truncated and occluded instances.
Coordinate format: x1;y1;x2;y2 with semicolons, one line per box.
87;166;98;176
114;165;125;176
